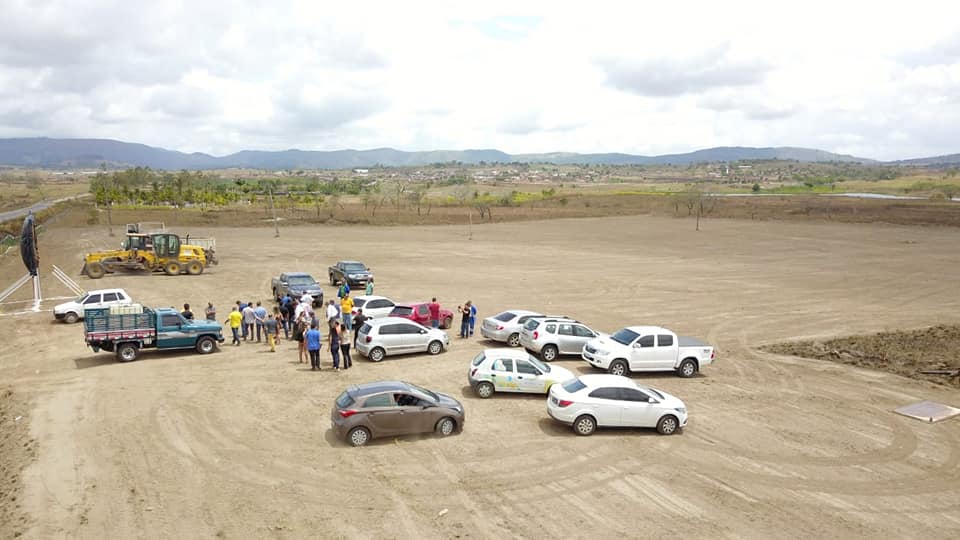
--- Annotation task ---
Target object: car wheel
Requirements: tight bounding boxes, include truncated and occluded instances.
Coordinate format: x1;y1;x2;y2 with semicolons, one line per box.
657;415;680;435
541;345;558;362
677;358;698;378
442;316;452;329
573;414;596;436
196;336;216;354
608;360;628;376
436;417;456;437
164;261;181;275
117;343;138;362
427;340;442;355
476;382;494;399
85;262;105;279
348;426;371;447
186;260;204;275
368;347;385;362
507;333;520;347
64;312;79;324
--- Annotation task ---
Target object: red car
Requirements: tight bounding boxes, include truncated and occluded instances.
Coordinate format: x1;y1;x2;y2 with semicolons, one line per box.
389;302;454;329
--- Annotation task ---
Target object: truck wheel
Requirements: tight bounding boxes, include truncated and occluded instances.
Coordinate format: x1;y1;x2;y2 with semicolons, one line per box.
116;343;138;362
677;359;698;378
368;347;385;362
442;316;452;329
608;360;628;376
196;336;216;354
64;312;79;324
164;261;181;275
541;345;558;362
186;261;204;275
85;262;105;279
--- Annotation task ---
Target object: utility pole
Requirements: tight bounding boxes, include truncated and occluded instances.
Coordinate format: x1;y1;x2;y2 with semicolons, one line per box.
268;185;279;237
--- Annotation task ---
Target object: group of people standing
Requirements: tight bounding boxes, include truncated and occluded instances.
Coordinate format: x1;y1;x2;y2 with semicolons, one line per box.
223;300;280;351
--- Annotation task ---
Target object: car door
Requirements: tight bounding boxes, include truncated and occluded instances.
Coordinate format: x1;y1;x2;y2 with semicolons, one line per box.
490;357;517;392
556;323;578;354
157;312;190;349
655;333;680;368
82;293;103;311
572;324;597;354
400;323;429;353
586;387;623;426
393;392;434;434
618;387;660;428
628;334;666;370
361;393;404;437
377;323;406;354
515;358;549;393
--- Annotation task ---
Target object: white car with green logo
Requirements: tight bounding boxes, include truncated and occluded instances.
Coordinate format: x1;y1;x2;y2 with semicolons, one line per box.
468;349;574;398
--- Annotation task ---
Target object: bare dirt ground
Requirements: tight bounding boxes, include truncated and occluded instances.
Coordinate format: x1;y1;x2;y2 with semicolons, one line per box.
765;325;960;387
2;214;960;539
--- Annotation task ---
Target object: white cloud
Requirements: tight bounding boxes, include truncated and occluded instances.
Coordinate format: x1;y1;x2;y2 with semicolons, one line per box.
0;0;958;160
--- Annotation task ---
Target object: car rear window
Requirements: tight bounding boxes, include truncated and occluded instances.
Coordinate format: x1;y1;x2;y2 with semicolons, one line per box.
391;306;413;316
523;319;541;330
471;352;486;367
335;392;354;409
494;312;515;322
353;298;367;308
359;323;372;335
562;378;586;393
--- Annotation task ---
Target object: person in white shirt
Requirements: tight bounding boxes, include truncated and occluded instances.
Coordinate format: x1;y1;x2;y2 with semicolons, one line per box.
300;292;313;307
325;300;339;329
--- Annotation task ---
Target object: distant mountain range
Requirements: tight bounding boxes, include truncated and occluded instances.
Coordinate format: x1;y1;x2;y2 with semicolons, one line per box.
0;137;952;170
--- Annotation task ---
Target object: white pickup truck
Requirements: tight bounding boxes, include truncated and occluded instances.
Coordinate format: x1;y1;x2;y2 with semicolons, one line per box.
582;326;715;378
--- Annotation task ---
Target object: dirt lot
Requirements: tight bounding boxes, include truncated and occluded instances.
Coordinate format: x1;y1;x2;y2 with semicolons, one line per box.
2;215;960;539
765;325;960;387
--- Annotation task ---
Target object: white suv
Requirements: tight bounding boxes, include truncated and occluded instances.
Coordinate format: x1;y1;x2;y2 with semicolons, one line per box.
519;317;601;361
356;317;450;362
54;288;133;323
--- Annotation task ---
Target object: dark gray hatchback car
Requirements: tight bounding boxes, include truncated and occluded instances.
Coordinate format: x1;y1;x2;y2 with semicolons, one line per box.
331;381;465;447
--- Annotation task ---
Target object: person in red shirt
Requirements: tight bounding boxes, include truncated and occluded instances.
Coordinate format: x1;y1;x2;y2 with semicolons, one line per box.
428;297;441;328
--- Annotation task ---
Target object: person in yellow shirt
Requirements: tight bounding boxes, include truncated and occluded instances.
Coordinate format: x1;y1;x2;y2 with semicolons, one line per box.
224;306;243;346
340;293;354;332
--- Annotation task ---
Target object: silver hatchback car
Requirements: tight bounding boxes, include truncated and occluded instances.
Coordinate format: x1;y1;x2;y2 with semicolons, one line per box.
356;317;450;362
480;309;543;347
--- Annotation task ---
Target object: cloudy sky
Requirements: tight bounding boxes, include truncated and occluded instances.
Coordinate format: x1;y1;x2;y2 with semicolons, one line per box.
1;0;958;160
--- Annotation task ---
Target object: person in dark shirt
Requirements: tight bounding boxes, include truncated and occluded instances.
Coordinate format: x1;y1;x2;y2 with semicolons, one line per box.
352;309;368;347
181;303;194;320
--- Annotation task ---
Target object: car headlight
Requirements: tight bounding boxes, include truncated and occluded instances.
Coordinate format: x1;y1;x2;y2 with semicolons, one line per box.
674;407;687;415
594;349;609;356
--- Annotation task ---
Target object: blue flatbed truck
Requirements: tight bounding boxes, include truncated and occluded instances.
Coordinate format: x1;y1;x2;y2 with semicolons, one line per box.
84;306;224;362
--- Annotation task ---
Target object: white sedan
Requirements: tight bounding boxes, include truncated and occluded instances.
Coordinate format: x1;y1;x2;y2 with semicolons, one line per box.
351;295;397;319
547;374;687;436
468;349;574;398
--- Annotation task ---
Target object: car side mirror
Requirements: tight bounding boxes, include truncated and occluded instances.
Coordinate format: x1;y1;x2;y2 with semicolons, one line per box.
420;329;427;334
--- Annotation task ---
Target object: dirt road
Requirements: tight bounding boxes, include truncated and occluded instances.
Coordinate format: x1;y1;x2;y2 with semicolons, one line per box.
2;215;960;538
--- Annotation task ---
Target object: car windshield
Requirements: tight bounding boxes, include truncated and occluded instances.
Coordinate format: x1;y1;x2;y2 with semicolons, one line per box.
528;355;550;373
611;328;640;346
75;293;89;303
494;311;515;322
288;276;314;285
335;391;354;409
405;382;439;402
391;306;413;316
562;378;586;393
471;352;486;366
343;264;366;272
646;387;664;400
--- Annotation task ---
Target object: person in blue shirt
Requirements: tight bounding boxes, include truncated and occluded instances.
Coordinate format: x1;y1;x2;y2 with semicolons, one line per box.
306;322;322;371
254;301;268;342
337;282;350;299
469;302;477;337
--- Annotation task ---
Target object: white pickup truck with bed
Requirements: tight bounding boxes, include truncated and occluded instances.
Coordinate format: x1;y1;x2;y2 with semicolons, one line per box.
582;326;715;378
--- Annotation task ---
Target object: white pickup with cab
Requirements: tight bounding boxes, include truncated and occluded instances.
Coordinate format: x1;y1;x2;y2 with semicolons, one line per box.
582;326;714;378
